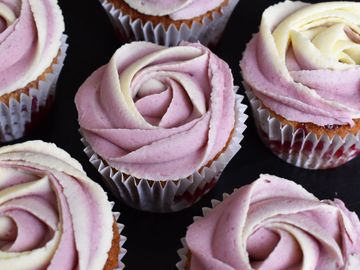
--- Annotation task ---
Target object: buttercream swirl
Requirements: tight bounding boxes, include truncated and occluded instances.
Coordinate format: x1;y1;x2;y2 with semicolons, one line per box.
122;0;225;20
75;41;235;181
240;1;360;127
186;174;360;270
0;141;114;270
0;0;64;95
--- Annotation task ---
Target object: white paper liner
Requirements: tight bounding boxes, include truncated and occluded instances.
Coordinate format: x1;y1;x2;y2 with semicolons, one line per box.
0;35;68;142
82;94;247;213
99;0;239;46
176;193;230;269
110;201;127;270
245;87;360;169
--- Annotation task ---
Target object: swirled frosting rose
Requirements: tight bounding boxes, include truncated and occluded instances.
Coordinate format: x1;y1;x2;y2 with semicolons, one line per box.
75;41;235;181
0;141;114;270
240;1;360;127
0;0;64;94
122;0;225;20
186;174;360;270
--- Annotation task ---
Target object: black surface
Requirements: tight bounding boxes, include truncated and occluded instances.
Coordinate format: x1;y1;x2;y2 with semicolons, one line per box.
15;0;360;269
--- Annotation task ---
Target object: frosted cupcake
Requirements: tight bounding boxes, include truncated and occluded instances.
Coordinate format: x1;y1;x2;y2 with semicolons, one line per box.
75;41;247;212
99;0;239;46
0;0;67;142
0;141;126;269
178;174;360;269
240;1;360;169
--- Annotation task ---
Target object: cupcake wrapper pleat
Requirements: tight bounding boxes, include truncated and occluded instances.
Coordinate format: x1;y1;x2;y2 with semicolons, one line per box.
0;35;68;142
176;238;189;270
176;193;230;269
245;85;360;169
99;0;239;46
82;93;247;213
110;201;127;270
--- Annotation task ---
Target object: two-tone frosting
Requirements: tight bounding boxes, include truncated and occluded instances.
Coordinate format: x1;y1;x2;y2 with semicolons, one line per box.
0;141;114;270
240;1;360;127
122;0;225;20
75;41;235;181
0;0;64;95
186;174;360;270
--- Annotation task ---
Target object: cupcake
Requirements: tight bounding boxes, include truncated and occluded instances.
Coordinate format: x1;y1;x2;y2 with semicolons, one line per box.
0;0;67;142
177;174;360;269
0;141;126;269
75;41;247;212
99;0;239;46
240;1;360;169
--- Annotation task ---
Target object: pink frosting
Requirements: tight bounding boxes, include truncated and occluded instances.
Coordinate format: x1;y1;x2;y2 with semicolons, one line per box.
186;174;360;270
75;41;235;181
240;1;360;126
0;141;114;270
0;0;64;95
122;0;225;20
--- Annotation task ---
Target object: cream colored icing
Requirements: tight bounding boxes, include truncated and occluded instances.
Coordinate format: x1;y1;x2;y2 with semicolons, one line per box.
0;0;64;95
0;141;114;270
75;41;235;181
122;0;225;20
240;1;360;126
186;174;360;270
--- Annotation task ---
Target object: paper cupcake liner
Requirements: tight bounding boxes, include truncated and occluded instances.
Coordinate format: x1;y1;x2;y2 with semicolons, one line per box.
110;201;127;270
99;0;239;47
245;87;360;169
176;193;230;269
0;35;68;143
82;93;247;213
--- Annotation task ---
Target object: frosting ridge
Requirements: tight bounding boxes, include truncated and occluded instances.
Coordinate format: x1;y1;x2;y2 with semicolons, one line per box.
0;141;114;270
0;0;64;94
240;1;360;126
76;41;235;181
186;174;360;270
122;0;225;20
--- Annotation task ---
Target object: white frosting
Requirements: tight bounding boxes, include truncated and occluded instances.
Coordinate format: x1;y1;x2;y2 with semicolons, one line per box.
123;0;225;20
241;1;360;126
0;141;114;270
0;0;64;94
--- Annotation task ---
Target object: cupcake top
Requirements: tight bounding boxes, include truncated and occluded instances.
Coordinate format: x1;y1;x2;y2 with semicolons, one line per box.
240;1;360;127
186;174;360;270
122;0;225;20
0;141;114;270
0;0;64;95
76;41;235;181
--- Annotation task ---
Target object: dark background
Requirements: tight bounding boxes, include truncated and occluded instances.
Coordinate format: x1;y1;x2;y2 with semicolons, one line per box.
17;0;360;269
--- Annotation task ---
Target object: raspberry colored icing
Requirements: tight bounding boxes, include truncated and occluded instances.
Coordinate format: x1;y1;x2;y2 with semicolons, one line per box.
122;0;225;20
75;41;235;181
186;174;360;270
240;1;360;127
0;0;64;94
0;141;114;270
